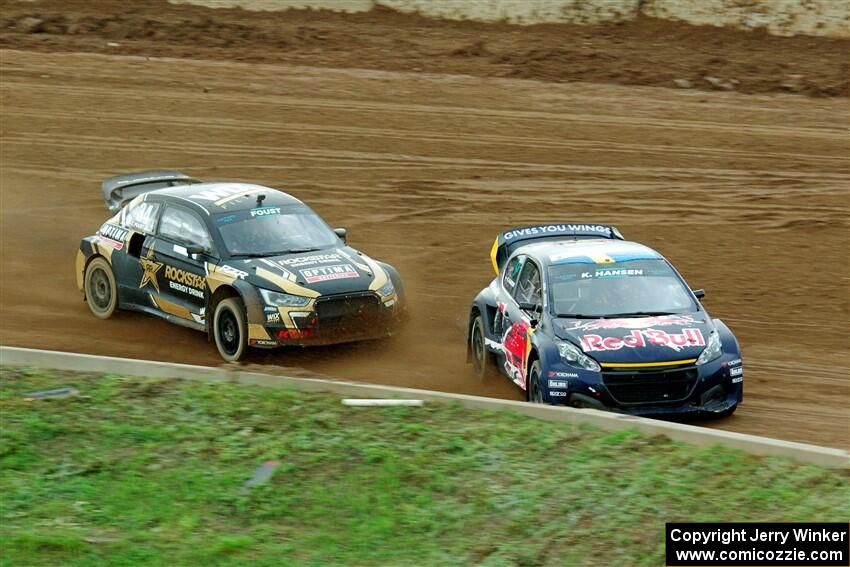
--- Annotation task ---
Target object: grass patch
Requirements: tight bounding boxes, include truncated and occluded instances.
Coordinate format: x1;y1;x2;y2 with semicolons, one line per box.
1;367;847;566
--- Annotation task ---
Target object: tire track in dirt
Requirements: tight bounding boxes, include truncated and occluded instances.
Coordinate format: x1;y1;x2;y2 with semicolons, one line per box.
9;108;845;167
6;79;846;139
5;132;845;185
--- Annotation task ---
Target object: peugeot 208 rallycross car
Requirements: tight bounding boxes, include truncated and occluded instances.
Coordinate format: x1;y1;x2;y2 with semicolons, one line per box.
77;170;405;361
467;223;743;417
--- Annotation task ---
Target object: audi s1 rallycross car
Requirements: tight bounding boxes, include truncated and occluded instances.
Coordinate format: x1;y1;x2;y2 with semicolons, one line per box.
77;170;406;361
467;223;743;417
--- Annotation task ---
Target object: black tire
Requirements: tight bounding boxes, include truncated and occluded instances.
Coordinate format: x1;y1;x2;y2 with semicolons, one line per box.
213;297;248;362
470;315;496;381
527;359;544;403
84;257;118;319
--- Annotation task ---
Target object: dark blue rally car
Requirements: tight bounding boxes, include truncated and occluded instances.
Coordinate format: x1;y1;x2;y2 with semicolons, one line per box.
467;223;742;417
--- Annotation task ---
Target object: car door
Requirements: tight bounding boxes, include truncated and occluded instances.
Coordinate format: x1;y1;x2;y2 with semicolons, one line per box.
500;257;543;390
112;199;162;307
149;204;214;325
493;254;524;385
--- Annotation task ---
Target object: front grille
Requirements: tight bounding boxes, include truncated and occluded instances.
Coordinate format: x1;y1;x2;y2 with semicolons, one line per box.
314;293;383;333
602;366;699;406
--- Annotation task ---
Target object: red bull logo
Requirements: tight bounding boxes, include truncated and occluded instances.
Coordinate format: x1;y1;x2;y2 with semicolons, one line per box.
502;320;531;387
580;328;704;353
570;314;696;332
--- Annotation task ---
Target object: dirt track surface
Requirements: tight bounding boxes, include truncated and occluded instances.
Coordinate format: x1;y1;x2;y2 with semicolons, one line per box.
1;47;848;448
1;0;848;97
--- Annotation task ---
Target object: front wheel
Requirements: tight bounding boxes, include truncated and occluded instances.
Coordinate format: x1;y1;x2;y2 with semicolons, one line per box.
527;360;544;403
84;257;118;319
213;297;248;362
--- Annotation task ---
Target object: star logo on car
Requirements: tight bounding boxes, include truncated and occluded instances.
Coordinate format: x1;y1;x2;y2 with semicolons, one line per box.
139;247;162;292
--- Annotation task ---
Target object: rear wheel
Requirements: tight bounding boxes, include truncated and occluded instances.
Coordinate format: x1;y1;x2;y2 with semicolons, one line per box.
84;257;117;319
527;359;544;403
214;297;248;362
470;315;496;381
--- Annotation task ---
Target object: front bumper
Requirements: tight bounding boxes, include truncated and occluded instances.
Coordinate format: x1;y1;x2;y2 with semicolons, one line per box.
543;356;743;417
248;291;404;348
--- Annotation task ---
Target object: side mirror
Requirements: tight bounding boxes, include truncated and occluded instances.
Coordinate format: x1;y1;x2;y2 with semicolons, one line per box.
186;244;207;257
692;289;706;300
334;227;348;244
518;302;542;326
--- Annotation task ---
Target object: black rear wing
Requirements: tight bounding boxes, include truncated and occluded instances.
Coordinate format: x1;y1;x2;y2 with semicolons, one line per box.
102;170;200;213
489;223;624;273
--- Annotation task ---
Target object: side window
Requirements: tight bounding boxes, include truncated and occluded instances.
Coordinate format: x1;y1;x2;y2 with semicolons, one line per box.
502;256;524;296
515;261;542;306
123;201;161;234
158;206;213;250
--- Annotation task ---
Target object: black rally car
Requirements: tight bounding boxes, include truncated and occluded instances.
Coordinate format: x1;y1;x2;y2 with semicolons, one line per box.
76;170;406;361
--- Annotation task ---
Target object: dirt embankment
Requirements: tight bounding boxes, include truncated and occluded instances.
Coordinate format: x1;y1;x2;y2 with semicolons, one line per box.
1;0;848;97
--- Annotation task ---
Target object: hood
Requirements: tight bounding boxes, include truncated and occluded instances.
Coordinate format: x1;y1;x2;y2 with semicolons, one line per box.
222;246;385;296
553;312;713;364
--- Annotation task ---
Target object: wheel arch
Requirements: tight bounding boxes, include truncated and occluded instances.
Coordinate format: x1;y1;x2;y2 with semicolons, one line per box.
526;345;541;383
713;318;742;357
207;284;243;340
376;261;405;302
466;304;483;363
77;235;114;296
525;347;542;401
80;252;109;302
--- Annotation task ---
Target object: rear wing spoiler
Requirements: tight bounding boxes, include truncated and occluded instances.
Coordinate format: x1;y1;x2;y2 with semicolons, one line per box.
490;223;624;273
102;170;200;213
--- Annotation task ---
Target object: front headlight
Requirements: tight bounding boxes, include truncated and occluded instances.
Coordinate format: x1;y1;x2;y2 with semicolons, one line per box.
696;331;722;365
556;340;601;372
377;279;395;297
259;288;310;308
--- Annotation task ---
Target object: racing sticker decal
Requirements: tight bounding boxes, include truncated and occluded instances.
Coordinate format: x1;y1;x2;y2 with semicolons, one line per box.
277;253;342;268
300;264;359;283
258;258;297;282
580;268;642;279
250;206;281;217
96;236;124;250
580;328;705;353
570;314;697;332
165;265;205;299
337;249;372;273
730;366;743;383
502;318;532;388
98;223;128;249
548;371;578;378
139;248;163;292
190;185;264;207
503;224;611;241
217;264;249;280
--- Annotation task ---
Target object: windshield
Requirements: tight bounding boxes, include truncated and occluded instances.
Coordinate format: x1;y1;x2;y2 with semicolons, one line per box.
214;204;340;257
548;259;697;318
